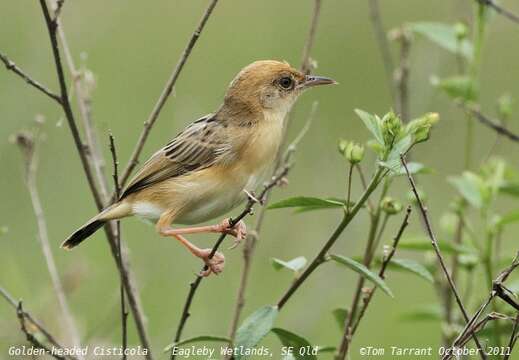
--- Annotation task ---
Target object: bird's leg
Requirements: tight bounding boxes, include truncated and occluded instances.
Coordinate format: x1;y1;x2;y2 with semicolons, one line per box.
156;211;225;276
162;218;247;248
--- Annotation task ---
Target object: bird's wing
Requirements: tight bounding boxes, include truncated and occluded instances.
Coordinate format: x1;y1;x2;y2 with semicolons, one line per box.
120;114;231;199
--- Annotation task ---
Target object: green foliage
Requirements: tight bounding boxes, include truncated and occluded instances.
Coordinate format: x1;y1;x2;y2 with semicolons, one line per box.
329;254;393;297
449;172;489;209
268;197;347;213
431;75;478;102
497;93;513;120
332;308;349;329
389;258;434;283
271;328;316;360
406;22;473;59
398;236;475;254
163;336;230;352
234;306;278;360
272;257;307;274
380;196;403;215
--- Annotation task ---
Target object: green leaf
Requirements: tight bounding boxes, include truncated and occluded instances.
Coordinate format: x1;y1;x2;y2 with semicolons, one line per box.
398;236;475;254
495;210;519;228
449;172;488;209
389;258;434;283
379;135;413;172
163;335;230;352
330;254;393;297
500;182;519;197
332;308;349;329
268;197;345;212
272;257;307;273
317;346;336;354
271;328;316;360
432;75;477;102
393;162;430;176
355;109;384;145
400;304;443;322
235;306;278;359
407;22;473;59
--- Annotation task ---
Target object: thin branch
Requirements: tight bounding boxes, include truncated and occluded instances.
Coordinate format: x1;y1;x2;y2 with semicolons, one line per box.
52;0;65;22
171;164;291;360
350;206;411;336
0;286;77;360
225;102;317;350
401;154;487;360
504;314;519;360
39;0;104;209
119;0;219;188
443;252;519;360
477;0;519;25
459;102;519;143
0;52;62;104
277;168;386;309
14;130;82;355
391;28;411;122
38;2;153;356
367;0;396;107
109;133;128;359
300;0;321;75
224;0;323;348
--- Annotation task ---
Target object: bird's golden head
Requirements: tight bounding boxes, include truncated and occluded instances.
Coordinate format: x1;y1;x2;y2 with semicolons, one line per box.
222;60;336;121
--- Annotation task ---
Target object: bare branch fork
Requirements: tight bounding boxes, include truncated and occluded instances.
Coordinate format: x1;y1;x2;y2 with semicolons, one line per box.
170;163;291;360
119;0;220;188
0;52;62;103
14;130;82;355
0;286;78;360
37;0;153;356
400;155;488;360
442;252;519;360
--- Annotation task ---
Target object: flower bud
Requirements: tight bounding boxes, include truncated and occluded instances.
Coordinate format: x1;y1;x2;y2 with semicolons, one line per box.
345;142;364;164
380;196;403;215
338;139;349;155
454;22;468;41
381;112;402;145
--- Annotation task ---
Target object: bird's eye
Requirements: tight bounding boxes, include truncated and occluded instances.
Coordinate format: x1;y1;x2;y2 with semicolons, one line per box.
278;76;293;89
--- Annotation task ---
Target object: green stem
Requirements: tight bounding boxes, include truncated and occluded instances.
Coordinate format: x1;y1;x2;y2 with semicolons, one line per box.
277;167;385;309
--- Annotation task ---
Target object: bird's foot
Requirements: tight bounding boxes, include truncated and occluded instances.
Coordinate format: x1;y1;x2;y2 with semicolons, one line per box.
214;218;247;249
197;249;225;277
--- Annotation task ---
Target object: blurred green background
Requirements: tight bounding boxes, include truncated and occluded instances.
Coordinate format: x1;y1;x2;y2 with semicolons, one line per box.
1;0;519;359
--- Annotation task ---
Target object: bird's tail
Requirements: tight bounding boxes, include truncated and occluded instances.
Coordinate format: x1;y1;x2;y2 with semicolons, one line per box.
61;201;131;250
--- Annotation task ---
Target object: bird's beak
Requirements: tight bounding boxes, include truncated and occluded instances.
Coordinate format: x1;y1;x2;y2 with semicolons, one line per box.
299;75;338;89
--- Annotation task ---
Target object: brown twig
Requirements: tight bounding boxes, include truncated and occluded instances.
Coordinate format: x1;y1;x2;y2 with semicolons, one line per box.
391;28;411;122
0;286;77;360
477;0;519;25
0;52;61;104
38;2;153;356
14;130;82;355
225;102;317;352
401;154;487;360
119;0;219;188
504;314;519;360
170;164;291;360
225;1;323;348
109;133;129;359
350;206;412;336
443;252;519;360
300;0;321;75
367;0;396;107
459;102;519;143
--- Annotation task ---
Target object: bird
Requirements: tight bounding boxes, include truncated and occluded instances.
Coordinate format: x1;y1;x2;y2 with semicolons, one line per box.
62;60;336;276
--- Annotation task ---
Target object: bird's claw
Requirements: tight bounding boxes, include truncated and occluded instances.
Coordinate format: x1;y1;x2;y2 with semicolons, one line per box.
198;249;225;277
218;218;247;249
